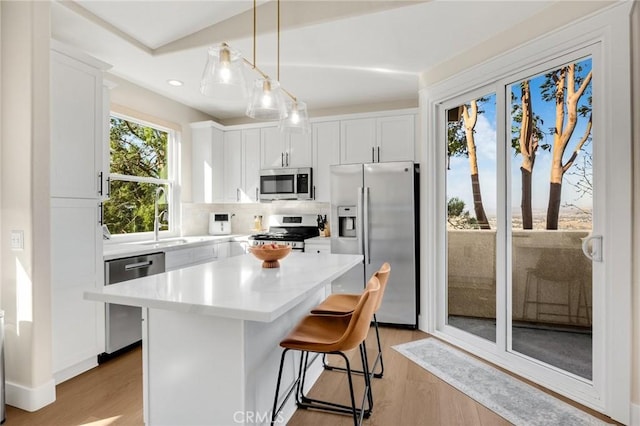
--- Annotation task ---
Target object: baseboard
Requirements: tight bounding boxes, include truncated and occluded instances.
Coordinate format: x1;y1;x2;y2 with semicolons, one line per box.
53;357;98;384
631;402;640;426
6;379;56;412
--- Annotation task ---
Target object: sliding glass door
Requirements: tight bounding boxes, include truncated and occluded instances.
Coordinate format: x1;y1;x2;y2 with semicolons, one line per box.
438;49;604;408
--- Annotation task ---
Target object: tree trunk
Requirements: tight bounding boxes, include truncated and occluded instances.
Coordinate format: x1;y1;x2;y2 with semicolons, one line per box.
519;80;535;229
471;173;491;229
546;182;562;229
521;167;533;229
462;101;491;230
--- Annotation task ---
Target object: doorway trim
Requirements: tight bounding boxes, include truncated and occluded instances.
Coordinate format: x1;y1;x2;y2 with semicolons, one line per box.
419;3;633;423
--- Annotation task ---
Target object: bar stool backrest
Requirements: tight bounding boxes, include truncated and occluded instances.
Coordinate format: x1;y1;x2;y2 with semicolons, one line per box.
373;262;391;313
336;276;380;352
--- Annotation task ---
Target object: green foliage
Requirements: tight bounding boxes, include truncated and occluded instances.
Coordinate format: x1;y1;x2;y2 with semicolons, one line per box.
104;117;169;234
510;83;549;155
447;197;479;229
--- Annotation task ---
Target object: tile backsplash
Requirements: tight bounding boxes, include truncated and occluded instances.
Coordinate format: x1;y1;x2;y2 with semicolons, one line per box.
182;201;330;236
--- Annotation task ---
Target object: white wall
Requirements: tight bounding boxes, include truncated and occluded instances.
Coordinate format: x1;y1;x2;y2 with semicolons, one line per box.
1;1;56;410
106;74;216;203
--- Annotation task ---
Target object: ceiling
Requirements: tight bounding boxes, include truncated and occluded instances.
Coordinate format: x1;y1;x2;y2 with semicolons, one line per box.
50;0;558;122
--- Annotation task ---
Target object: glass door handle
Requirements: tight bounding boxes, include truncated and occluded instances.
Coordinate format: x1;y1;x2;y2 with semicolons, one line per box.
581;234;603;262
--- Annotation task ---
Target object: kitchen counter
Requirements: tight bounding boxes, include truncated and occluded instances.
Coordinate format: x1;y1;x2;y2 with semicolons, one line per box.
84;252;362;425
103;234;248;260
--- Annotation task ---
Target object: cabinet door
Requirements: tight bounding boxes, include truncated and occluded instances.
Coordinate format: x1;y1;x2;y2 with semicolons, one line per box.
191;126;214;203
377;115;415;162
288;132;313;168
51;198;103;380
223;130;242;202
51;51;103;199
260;127;285;169
192;125;225;203
242;129;261;203
313;121;340;202
340;118;376;164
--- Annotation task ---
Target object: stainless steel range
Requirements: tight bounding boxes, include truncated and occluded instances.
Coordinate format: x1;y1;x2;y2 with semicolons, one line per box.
248;214;319;251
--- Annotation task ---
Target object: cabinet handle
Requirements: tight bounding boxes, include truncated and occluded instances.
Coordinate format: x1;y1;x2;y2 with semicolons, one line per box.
98;202;103;225
313;185;316;200
377;146;380;163
281;152;284;168
98;172;103;196
125;260;153;271
286;152;289;166
371;147;375;163
237;188;240;202
255;187;259;202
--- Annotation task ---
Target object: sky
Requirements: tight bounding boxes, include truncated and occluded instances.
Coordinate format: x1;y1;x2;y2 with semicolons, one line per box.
447;57;593;219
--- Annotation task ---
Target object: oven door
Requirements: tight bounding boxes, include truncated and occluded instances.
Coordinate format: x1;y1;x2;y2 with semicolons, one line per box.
260;169;296;200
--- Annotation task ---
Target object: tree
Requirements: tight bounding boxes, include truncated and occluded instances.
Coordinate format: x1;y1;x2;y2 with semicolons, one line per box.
447;197;479;229
104;117;168;234
511;80;548;229
540;63;592;229
447;100;491;229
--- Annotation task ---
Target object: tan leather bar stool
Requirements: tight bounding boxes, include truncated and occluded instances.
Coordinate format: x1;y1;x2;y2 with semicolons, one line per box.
311;262;390;378
270;276;380;426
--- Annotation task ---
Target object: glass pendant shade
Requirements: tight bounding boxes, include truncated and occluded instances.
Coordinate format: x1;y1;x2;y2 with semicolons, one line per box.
200;43;248;98
279;100;310;133
246;78;288;120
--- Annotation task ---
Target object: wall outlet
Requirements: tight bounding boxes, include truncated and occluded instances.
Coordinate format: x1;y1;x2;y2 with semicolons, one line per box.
10;230;24;250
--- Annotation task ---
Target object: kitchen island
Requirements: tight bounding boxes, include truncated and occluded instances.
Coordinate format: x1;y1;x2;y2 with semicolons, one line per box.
85;252;362;426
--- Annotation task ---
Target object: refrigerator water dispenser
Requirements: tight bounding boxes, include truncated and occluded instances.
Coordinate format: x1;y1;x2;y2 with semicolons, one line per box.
337;206;357;238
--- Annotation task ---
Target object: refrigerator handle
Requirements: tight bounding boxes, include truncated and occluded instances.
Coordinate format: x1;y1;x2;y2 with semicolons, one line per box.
357;187;364;258
363;186;370;264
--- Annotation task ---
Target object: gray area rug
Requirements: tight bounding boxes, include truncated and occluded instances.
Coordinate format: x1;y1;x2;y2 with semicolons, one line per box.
393;338;610;426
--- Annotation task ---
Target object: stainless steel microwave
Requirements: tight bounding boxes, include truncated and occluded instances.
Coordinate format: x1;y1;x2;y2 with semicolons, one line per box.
259;168;313;201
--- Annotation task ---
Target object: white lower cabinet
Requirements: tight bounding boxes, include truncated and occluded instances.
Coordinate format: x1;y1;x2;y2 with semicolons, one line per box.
165;242;230;271
304;237;331;254
51;198;104;383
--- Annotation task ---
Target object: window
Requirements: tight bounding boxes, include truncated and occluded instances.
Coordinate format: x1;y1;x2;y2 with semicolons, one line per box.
104;114;178;236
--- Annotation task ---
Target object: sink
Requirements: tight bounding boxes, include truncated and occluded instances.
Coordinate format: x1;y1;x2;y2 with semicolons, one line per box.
139;238;189;248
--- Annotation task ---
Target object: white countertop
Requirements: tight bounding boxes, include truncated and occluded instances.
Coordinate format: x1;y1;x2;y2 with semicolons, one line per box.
103;234;249;260
85;252;363;322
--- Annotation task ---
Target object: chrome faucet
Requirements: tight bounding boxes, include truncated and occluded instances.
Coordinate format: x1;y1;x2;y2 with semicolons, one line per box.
154;186;166;242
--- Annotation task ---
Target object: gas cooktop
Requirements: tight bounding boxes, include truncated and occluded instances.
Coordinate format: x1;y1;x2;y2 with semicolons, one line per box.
248;215;320;249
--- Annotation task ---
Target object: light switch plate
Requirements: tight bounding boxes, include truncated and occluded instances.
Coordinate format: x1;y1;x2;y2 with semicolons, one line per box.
10;230;24;250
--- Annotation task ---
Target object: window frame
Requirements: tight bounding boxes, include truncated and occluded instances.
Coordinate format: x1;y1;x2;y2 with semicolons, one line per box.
106;112;181;242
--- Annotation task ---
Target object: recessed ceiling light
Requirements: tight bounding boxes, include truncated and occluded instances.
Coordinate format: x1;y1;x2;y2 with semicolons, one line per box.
167;79;183;87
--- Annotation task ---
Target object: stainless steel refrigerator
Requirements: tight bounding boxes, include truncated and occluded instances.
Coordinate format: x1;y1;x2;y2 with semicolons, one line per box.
330;162;419;327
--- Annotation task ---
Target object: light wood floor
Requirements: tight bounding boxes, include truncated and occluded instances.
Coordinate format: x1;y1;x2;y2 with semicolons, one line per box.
5;328;616;425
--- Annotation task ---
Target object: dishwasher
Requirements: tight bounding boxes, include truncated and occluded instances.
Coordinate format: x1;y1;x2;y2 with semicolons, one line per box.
101;252;165;362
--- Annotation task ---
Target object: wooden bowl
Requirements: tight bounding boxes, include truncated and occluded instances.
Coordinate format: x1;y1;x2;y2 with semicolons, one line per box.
249;244;292;268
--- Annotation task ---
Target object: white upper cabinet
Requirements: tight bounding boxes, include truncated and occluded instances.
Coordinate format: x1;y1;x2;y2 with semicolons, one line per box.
340;118;377;164
223;130;243;202
340;114;415;164
51;50;105;199
260;127;312;169
312;121;340;202
376;115;415;162
191;123;224;203
223;129;261;203
242;129;261;202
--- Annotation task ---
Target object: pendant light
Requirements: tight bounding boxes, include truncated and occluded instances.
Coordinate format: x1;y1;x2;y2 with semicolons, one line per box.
246;77;287;120
199;0;310;128
245;0;287;120
200;43;248;99
279;100;310;133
